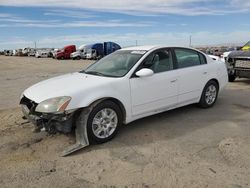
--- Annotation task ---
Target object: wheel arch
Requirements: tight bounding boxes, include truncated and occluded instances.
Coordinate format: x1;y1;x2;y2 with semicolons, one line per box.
198;78;220;108
209;78;220;90
88;97;126;124
199;78;220;102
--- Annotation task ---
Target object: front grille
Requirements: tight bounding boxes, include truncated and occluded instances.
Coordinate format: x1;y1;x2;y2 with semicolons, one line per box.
20;95;38;113
235;59;250;69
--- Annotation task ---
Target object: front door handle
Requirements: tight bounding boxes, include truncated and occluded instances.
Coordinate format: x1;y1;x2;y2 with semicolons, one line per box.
170;79;178;83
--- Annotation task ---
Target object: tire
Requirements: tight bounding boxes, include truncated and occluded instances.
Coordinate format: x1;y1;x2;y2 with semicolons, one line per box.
77;56;81;60
228;75;236;82
198;80;219;108
85;101;122;144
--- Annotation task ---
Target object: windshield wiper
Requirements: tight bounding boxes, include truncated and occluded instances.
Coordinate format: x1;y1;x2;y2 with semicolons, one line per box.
82;70;119;78
84;71;106;76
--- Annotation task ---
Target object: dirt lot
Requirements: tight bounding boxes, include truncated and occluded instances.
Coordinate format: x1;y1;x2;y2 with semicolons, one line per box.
0;56;250;188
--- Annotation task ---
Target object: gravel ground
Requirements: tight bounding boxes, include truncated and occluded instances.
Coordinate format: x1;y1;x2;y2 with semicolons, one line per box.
0;56;250;188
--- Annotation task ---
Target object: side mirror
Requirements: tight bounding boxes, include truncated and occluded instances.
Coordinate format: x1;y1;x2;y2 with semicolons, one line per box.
135;68;154;77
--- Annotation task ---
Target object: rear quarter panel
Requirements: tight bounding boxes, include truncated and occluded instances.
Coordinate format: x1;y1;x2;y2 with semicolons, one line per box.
207;57;228;92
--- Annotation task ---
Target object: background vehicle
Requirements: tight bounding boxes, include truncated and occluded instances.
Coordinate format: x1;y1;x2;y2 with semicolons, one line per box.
22;48;30;56
20;46;228;156
241;41;250;51
52;49;59;58
4;50;13;56
70;44;87;60
226;41;250;82
35;50;49;58
17;49;23;56
213;48;223;57
86;42;121;60
56;45;76;60
27;48;36;56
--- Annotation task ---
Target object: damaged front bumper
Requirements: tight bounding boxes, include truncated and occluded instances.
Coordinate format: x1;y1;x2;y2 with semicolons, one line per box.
20;95;90;156
21;103;74;134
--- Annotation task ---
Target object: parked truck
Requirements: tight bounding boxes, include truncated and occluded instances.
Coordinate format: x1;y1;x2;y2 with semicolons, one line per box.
86;42;121;60
56;45;76;60
70;44;87;60
226;41;250;82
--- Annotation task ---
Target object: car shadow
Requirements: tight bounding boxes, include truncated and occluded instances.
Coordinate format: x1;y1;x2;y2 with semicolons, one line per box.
69;94;246;157
234;78;250;84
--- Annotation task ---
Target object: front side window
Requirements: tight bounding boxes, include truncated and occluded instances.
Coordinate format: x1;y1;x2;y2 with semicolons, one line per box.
174;48;205;68
83;50;145;77
140;49;173;73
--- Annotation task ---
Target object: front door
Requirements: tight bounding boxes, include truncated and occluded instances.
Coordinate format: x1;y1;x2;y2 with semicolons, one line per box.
130;48;178;116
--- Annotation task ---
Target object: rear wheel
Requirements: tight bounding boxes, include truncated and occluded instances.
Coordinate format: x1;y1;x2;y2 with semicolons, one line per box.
198;80;219;108
86;101;122;144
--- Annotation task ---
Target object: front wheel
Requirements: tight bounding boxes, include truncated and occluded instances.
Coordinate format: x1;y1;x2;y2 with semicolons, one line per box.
86;101;122;144
198;80;219;108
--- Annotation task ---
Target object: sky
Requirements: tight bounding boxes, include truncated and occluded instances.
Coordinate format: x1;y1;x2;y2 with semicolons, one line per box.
0;0;250;50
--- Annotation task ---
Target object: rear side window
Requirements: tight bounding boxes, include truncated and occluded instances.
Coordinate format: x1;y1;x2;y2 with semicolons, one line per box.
174;48;206;68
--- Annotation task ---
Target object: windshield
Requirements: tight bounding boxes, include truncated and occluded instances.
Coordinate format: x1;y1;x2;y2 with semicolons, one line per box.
87;49;92;54
83;50;146;77
244;41;250;46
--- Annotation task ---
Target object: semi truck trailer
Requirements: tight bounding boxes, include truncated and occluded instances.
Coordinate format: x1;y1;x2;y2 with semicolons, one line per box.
86;42;121;60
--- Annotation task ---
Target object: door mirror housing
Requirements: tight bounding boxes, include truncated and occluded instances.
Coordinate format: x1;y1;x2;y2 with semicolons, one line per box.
135;68;154;77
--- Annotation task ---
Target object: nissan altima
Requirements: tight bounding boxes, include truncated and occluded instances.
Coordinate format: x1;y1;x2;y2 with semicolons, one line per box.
20;46;228;156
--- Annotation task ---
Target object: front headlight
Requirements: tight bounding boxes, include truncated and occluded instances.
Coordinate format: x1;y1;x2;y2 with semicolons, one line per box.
35;96;71;113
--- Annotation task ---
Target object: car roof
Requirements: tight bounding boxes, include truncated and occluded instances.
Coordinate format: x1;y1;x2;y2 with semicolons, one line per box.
120;45;158;51
120;45;201;52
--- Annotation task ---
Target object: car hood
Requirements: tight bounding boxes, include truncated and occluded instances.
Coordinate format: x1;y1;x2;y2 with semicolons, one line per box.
23;72;113;103
71;51;80;55
228;50;250;59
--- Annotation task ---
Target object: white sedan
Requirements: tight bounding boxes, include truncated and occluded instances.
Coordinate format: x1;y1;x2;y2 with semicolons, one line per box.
20;46;228;156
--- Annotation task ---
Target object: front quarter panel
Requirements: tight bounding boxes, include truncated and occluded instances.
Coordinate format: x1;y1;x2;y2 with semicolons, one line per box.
67;77;132;122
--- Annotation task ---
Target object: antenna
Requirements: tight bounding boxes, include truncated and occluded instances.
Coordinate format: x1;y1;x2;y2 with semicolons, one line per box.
189;35;192;47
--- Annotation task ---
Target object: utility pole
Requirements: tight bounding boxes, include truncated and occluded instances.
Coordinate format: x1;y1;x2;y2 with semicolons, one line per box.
189;35;192;47
136;40;138;46
34;41;37;49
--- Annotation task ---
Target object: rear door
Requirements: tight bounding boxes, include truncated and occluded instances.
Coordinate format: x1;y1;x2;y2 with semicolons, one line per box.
130;48;178;116
173;48;210;105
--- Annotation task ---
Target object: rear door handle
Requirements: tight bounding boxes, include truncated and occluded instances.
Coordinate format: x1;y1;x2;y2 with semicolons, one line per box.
170;79;178;83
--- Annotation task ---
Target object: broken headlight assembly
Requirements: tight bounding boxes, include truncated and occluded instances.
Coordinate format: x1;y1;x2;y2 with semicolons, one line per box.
35;96;71;114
